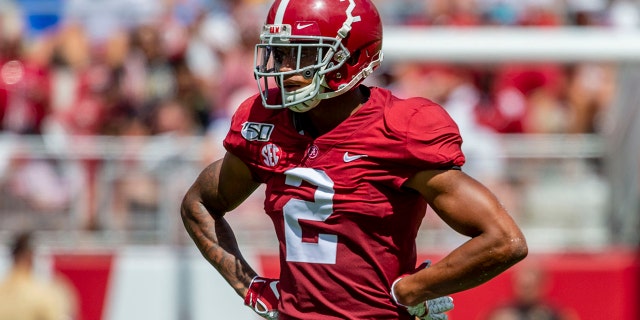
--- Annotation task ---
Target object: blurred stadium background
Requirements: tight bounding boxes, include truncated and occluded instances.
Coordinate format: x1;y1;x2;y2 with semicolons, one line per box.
0;0;638;319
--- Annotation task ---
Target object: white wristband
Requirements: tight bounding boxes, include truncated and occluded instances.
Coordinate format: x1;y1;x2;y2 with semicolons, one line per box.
390;277;409;307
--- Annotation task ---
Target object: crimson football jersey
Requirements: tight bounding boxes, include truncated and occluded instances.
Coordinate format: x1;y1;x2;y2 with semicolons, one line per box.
224;86;465;319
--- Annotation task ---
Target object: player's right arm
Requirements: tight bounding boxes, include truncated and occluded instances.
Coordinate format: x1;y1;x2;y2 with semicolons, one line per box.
180;151;261;298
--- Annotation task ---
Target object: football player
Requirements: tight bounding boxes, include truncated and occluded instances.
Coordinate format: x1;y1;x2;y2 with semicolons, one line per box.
181;0;528;319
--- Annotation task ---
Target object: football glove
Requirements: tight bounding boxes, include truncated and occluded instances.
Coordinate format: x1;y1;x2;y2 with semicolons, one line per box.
244;276;280;319
391;260;455;320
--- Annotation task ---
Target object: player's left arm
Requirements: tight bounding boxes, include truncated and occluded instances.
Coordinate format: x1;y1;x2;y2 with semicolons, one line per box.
396;168;528;306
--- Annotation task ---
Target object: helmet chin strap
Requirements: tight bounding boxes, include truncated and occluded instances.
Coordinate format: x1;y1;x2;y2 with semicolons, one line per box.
283;77;323;112
288;95;322;113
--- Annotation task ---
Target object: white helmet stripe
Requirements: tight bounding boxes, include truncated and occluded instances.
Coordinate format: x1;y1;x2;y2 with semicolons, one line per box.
274;0;290;24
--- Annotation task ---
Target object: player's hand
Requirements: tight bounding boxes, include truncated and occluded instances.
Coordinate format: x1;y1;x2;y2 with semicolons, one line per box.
405;295;454;320
244;276;280;319
391;260;454;320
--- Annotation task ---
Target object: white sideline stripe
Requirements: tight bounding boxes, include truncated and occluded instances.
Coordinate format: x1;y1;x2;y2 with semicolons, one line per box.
104;247;179;320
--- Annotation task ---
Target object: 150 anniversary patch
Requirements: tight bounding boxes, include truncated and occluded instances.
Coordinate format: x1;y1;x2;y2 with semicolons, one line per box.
241;122;275;141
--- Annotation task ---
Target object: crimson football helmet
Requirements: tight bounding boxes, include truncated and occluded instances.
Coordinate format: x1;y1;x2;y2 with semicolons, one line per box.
254;0;383;112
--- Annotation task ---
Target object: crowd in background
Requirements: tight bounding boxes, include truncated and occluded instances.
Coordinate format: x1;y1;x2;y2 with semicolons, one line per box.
0;0;636;232
0;0;637;139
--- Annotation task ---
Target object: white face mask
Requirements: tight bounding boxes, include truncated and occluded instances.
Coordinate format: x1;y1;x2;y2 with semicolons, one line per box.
254;25;345;112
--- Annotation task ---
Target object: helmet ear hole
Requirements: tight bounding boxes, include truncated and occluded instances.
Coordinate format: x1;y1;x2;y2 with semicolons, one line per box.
346;50;360;66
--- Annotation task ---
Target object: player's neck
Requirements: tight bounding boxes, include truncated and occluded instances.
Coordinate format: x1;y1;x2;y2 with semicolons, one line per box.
303;86;368;137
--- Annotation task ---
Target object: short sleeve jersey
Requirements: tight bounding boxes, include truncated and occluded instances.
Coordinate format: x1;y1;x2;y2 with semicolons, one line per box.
223;86;465;319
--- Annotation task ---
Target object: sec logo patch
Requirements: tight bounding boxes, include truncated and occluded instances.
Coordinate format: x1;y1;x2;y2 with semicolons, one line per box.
261;143;282;167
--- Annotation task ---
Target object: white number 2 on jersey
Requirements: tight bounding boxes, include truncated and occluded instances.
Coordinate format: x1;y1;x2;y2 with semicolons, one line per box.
283;167;337;264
